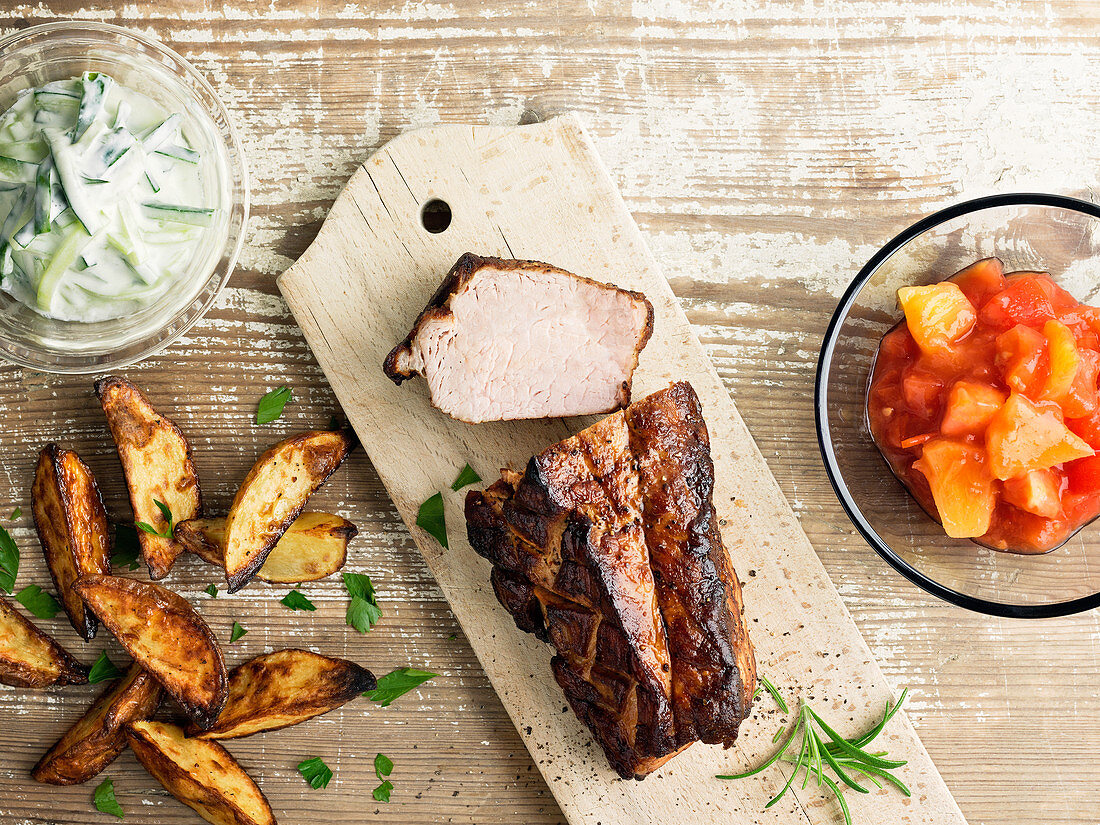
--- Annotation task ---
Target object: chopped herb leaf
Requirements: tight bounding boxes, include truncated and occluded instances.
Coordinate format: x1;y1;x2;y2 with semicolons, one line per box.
93;777;124;818
112;525;141;570
372;780;393;802
257;386;292;425
451;463;481;491
328;414;340;430
204;584;218;598
136;500;174;539
416;492;447;548
229;621;247;643
88;650;123;684
0;524;18;593
281;590;316;611
365;667;436;707
374;752;393;779
15;584;60;619
9;507;20;520
297;756;332;790
343;572;380;633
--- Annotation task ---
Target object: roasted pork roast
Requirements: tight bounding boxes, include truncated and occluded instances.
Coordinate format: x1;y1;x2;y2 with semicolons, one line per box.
384;254;653;423
465;381;756;779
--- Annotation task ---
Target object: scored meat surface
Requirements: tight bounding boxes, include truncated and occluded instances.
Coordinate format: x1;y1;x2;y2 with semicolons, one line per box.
383;253;654;424
465;381;756;779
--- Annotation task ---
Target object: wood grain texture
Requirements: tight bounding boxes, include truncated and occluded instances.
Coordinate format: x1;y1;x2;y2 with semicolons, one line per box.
278;114;964;824
0;1;1097;823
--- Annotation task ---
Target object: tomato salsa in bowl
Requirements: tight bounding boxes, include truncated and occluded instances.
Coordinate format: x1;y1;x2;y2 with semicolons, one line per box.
817;194;1100;618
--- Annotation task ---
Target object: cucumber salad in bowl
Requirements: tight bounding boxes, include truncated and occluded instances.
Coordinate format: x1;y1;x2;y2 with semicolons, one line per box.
0;72;216;322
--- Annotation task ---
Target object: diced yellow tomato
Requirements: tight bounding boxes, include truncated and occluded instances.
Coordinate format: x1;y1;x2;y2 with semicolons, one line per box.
985;392;1095;480
897;283;977;354
912;439;997;538
1002;469;1063;519
940;381;1007;436
1039;319;1081;402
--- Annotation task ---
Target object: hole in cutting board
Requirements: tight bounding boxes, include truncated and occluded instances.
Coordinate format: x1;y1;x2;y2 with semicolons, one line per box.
420;199;452;233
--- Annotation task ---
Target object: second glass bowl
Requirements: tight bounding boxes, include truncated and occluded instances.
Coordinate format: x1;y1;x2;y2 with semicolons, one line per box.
0;22;249;373
817;193;1100;618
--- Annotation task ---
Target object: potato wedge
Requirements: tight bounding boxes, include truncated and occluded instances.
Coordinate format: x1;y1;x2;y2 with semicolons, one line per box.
190;649;376;740
95;376;202;580
0;595;87;687
73;575;227;728
32;444;112;640
176;512;355;583
32;663;161;784
224;430;355;592
126;720;275;825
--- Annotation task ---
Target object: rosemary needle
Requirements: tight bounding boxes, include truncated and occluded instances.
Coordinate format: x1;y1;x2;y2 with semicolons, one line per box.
717;688;910;825
759;676;788;714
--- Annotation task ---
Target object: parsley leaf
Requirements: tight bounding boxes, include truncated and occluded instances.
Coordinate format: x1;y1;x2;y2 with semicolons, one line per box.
374;752;393;779
0;524;18;593
112;525;141;571
451;463;481;491
229;621;247;643
136;500;174;539
365;667;436;707
204;584;218;598
15;584;60;619
281;590;316;611
297;756;332;789
93;777;124;818
372;780;393;802
344;572;381;633
88;651;123;684
257;386;292;425
416;492;447;548
9;507;20;520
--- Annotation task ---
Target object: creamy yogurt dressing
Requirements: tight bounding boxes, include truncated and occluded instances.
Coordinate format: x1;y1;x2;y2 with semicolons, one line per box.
0;73;215;322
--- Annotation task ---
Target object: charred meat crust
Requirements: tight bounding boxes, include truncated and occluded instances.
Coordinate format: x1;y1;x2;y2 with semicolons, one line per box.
73;576;227;729
187;649;376;740
32;444;112;641
464;382;755;779
223;430;356;593
93;376;202;580
382;252;655;391
32;664;162;785
0;595;88;688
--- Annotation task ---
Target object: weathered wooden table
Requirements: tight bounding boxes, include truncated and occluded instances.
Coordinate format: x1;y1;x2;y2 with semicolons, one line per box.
1;2;1097;823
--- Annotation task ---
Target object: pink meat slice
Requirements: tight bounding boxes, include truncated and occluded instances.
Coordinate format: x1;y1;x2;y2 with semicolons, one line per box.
383;254;654;424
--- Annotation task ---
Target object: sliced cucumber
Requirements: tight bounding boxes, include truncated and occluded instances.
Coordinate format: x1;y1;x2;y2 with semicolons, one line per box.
36;224;91;311
141;202;215;227
33;157;53;234
72;72;113;143
0;155;33;181
140;113;180;152
155;142;200;164
0;186;32;243
45;129;103;234
33;91;80;117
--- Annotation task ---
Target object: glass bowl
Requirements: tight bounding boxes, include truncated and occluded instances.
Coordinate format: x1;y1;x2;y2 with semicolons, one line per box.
0;21;248;373
816;193;1100;618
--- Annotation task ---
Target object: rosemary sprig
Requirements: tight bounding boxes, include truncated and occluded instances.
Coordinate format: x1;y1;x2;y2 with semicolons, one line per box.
717;688;910;825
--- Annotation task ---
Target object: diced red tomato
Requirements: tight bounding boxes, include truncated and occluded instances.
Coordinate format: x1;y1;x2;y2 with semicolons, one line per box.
1002;469;1062;519
951;258;1005;308
980;277;1056;331
912;439;997;538
995;324;1049;398
868;264;1100;553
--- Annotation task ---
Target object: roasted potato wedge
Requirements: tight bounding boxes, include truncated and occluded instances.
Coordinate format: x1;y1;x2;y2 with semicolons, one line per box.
127;720;275;825
176;512;355;583
32;444;112;640
224;430;355;592
73;575;227;728
32;663;161;785
0;595;87;688
190;649;375;740
95;376;202;580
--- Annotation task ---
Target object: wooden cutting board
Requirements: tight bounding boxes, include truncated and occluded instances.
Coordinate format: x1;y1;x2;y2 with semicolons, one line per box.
277;114;967;825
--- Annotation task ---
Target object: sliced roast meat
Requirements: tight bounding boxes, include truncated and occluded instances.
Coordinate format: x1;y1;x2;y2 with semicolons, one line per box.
465;381;756;779
384;253;653;424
